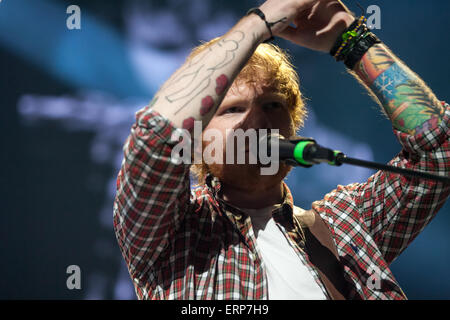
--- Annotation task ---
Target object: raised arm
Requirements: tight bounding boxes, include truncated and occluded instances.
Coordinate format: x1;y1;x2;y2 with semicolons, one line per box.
352;43;445;134
277;0;445;129
278;0;449;263
152;0;317;130
347;42;449;263
113;0;317;285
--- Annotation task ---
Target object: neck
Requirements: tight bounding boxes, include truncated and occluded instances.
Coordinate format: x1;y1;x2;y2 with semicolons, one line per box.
219;181;284;209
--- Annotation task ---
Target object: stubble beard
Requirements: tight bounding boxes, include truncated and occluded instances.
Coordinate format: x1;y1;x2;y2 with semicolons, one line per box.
207;161;292;194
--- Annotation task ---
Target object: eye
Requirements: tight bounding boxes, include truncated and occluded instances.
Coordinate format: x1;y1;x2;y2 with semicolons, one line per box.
222;106;244;114
263;101;283;111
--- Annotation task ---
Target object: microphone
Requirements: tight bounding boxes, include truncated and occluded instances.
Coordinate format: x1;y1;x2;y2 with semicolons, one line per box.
265;134;344;167
263;134;450;184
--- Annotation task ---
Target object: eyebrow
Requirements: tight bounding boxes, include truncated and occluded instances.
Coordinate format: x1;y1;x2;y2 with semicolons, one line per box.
220;92;286;108
257;92;286;103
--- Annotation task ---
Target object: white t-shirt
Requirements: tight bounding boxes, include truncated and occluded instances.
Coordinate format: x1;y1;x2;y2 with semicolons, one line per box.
240;205;327;300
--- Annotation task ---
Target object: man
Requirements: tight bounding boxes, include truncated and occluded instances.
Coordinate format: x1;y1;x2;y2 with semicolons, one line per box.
113;0;449;299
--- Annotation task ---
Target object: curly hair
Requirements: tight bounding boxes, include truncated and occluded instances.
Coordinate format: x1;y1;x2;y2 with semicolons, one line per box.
189;39;307;184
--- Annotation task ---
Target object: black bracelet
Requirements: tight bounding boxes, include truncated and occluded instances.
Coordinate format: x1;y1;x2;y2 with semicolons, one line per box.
246;7;274;43
329;18;359;57
344;32;381;69
336;24;368;61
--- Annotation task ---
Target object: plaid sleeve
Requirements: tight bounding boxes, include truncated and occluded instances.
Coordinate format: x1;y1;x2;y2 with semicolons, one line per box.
113;105;191;283
350;102;450;264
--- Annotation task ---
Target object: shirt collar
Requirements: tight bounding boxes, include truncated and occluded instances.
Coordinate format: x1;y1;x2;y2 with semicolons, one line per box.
204;173;295;228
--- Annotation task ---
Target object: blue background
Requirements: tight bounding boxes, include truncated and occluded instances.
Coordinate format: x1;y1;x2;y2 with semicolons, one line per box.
0;0;448;299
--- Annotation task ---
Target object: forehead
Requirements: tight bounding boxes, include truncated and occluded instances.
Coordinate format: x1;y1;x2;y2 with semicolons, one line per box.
223;81;283;102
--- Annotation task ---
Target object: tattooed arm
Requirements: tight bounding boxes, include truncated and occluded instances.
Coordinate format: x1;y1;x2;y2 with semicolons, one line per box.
114;0;319;284
151;23;260;131
345;42;450;264
352;44;445;134
277;0;446;131
279;1;449;266
151;0;318;130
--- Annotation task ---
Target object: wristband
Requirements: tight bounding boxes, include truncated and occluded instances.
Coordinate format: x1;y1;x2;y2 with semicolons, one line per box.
333;17;367;61
329;18;361;57
344;32;381;69
335;25;367;61
246;7;274;43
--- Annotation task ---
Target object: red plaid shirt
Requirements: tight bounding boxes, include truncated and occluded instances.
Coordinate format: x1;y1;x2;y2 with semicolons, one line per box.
113;102;450;300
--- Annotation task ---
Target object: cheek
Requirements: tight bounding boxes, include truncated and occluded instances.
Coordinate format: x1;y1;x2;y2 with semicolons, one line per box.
273;112;294;137
204;115;243;139
204;118;225;141
202;117;244;164
202;119;227;159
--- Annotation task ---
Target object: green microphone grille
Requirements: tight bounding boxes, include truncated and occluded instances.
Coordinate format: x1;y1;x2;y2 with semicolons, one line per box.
293;141;314;166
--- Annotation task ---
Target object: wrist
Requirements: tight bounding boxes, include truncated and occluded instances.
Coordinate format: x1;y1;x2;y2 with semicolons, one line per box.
329;15;380;69
243;8;273;43
326;14;355;51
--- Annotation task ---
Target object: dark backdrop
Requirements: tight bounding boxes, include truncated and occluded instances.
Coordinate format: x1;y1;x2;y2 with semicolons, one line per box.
1;0;449;299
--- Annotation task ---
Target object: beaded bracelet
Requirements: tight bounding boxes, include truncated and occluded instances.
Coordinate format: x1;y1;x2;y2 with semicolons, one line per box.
336;24;368;61
330;16;367;61
329;15;381;69
329;17;360;56
344;31;381;69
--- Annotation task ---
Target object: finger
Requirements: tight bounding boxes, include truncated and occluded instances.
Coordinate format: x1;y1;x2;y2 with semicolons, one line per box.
317;11;353;35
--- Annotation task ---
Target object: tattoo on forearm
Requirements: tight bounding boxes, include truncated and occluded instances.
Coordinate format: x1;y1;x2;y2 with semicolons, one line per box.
215;74;229;96
161;31;245;118
200;95;215;116
355;44;445;135
182;117;196;131
149;96;158;107
355;45;394;84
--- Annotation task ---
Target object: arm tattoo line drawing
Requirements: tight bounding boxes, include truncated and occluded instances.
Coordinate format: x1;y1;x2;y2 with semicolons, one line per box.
160;31;246;116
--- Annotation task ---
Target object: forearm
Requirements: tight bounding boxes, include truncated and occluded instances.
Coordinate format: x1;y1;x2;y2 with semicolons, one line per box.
352;43;445;135
151;14;268;131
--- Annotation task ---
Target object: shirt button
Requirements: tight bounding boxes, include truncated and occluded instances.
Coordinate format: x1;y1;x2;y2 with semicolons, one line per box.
298;240;305;248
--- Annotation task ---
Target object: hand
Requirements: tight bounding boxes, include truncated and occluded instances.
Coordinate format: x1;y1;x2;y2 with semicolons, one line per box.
277;0;355;52
257;0;319;40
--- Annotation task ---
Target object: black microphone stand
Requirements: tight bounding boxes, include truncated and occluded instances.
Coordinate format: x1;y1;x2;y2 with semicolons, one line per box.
335;153;450;184
281;136;450;184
